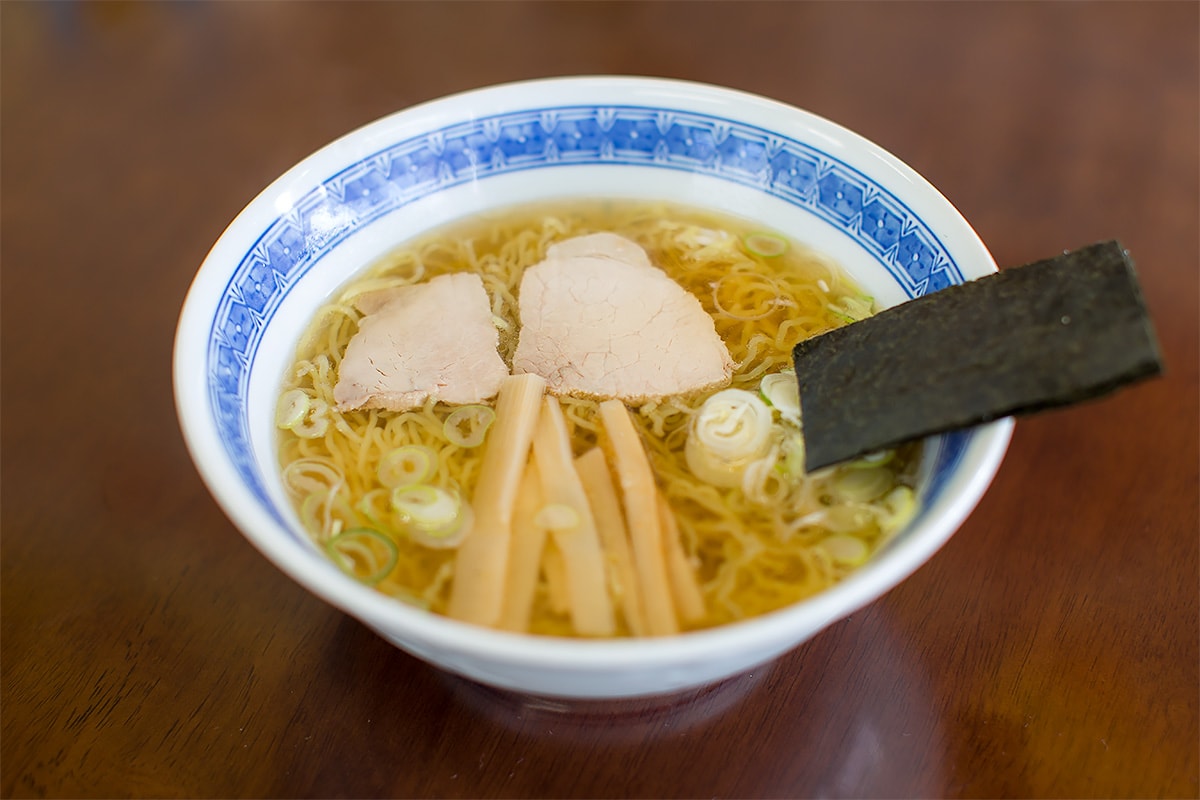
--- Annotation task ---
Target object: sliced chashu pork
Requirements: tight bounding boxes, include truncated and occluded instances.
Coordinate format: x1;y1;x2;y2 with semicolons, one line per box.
333;272;508;412
512;233;733;401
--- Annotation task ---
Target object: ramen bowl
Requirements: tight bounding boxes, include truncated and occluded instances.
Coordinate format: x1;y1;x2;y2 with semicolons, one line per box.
174;76;1012;699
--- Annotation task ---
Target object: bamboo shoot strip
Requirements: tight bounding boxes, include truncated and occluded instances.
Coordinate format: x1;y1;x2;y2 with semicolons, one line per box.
575;447;648;637
532;396;615;637
497;455;549;632
541;541;570;616
657;492;706;624
598;399;679;636
447;373;547;626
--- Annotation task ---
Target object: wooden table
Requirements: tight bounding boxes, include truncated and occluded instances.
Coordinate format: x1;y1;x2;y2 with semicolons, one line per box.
3;2;1196;797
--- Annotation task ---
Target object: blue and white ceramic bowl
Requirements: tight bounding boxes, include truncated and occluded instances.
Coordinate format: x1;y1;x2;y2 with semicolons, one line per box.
174;76;1012;699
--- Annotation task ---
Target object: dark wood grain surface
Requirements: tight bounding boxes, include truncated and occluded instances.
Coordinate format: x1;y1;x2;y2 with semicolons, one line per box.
3;2;1196;797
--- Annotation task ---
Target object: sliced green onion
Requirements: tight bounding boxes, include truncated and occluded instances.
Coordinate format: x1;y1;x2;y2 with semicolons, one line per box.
392;485;461;530
828;295;875;323
300;492;326;537
686;388;775;488
778;433;807;478
300;482;346;540
819;503;876;533
743;232;788;257
847;294;875;315
820;534;870;567
843;450;894;470
391;486;473;549
325;528;398;585
356;488;391;530
377;445;436;488
276;389;310;429
409;501;473;549
759;370;802;423
877;486;917;534
831;467;893;503
282;457;344;495
291;399;330;439
443;405;496;448
533;503;580;531
741;449;788;506
827;307;857;325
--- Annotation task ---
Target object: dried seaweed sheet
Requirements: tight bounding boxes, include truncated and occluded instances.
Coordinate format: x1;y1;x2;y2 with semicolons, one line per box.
792;241;1163;471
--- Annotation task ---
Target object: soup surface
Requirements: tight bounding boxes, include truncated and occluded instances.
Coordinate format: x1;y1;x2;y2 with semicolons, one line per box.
276;199;919;637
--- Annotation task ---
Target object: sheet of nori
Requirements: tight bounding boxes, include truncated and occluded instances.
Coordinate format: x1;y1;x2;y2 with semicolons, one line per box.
792;241;1163;471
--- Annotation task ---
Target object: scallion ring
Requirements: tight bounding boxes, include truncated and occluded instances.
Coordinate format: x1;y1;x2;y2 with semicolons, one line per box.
685;388;775;488
778;433;807;478
355;488;391;530
827;294;875;323
759;370;802;423
377;445;436;488
443;405;496;448
276;389;311;429
325;528;398;585
876;486;917;534
743;232;788;257
831;466;893;503
819;534;870;567
843;450;894;469
290;399;330;439
391;485;461;530
391;486;473;548
282;457;344;495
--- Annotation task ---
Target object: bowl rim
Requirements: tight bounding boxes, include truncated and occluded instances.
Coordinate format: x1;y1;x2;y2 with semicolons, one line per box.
174;74;1013;670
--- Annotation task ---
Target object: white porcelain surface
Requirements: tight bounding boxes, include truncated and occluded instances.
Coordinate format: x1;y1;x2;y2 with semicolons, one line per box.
175;76;1012;699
